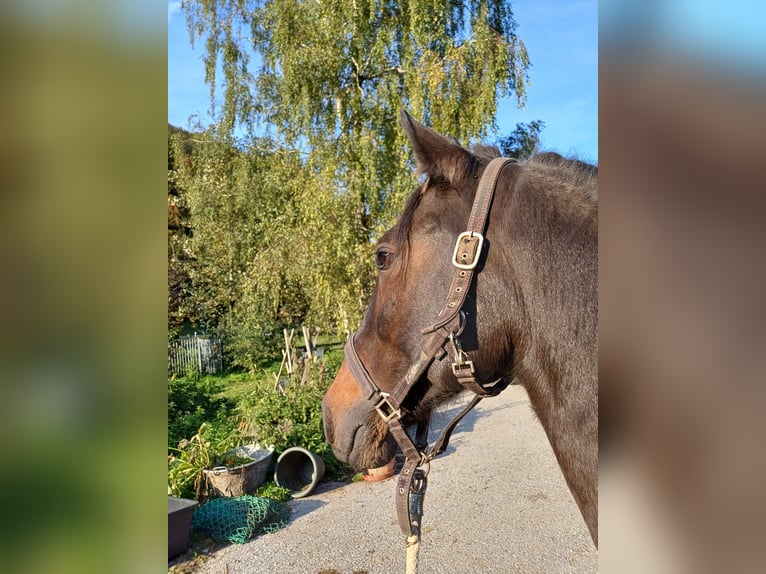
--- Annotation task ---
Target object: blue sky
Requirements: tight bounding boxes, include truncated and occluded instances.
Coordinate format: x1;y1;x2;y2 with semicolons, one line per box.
168;0;598;162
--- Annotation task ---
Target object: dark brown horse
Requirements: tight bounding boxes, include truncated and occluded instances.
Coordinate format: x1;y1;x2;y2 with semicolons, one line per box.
322;112;598;544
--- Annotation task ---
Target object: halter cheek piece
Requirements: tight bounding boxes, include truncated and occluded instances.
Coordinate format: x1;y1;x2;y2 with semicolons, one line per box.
344;157;517;538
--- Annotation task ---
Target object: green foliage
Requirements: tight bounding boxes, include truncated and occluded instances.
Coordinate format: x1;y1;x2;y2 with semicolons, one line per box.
168;130;297;364
168;375;233;451
255;482;291;503
167;421;242;500
168;126;196;336
237;361;349;479
173;1;532;367
320;346;344;377
184;0;529;139
497;120;545;159
168;127;368;367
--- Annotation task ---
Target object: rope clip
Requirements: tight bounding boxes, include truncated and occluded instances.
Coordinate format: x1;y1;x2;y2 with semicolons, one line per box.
449;329;475;377
408;467;428;536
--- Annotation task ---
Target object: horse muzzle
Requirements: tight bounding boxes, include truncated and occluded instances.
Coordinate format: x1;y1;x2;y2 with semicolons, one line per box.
322;362;397;471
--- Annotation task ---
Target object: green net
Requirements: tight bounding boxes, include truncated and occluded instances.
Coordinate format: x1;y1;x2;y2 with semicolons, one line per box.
192;495;290;544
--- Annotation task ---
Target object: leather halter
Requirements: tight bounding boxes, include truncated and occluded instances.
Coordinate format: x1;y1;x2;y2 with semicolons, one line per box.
344;156;516;537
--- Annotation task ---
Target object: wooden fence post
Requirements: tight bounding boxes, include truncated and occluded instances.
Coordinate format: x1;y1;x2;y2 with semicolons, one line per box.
283;328;295;376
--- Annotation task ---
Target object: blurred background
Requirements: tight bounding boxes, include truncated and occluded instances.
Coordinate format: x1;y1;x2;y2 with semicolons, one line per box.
600;1;766;573
0;1;166;572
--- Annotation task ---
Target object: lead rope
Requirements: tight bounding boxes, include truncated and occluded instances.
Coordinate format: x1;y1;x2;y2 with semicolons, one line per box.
406;535;420;574
398;392;491;574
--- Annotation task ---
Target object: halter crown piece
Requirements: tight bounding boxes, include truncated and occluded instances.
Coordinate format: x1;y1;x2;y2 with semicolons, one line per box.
343;157;516;552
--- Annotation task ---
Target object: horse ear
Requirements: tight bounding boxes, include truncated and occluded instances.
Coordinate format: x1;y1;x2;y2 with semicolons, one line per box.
400;110;473;184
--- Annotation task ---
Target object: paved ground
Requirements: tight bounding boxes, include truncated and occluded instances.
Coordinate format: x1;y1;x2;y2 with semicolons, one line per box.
194;385;597;573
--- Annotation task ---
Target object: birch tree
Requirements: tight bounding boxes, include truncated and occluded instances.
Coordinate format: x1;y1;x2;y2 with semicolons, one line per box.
175;0;531;362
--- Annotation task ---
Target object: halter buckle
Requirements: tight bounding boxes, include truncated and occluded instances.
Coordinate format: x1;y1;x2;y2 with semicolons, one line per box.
451;359;475;377
375;392;402;422
452;231;484;270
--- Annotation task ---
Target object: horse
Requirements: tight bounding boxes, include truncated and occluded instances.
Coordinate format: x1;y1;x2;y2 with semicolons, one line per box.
322;111;598;546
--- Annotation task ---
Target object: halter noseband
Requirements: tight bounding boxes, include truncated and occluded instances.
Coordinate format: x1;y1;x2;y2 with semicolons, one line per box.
343;157;516;539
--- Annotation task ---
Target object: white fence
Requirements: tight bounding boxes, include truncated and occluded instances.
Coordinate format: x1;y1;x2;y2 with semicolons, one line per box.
168;334;223;376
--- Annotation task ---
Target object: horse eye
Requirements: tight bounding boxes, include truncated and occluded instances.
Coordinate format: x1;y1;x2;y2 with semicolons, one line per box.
375;249;393;271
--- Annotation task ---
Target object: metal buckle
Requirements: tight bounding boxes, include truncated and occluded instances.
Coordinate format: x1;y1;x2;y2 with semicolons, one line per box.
449;330;475;376
452;231;484;270
451;359;475;376
375;392;402;422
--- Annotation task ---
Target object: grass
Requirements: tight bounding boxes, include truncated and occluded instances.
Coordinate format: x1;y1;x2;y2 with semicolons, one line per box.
211;371;265;403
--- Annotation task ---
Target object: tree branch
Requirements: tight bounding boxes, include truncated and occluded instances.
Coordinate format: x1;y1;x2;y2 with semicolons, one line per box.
358;65;404;84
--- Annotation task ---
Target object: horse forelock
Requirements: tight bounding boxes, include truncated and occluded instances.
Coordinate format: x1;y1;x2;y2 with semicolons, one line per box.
385;176;460;264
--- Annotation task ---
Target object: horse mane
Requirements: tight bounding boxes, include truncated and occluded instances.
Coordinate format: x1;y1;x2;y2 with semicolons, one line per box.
471;144;598;201
524;152;598;202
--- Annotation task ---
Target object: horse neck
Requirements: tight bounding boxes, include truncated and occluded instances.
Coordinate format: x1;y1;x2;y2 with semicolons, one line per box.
495;168;597;373
495;171;599;542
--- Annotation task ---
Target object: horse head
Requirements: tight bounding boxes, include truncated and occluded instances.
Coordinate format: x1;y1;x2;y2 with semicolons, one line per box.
322;111;521;471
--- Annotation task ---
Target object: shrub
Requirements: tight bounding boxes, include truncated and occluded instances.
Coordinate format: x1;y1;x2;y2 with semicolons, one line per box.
237;360;350;479
168;421;242;500
168;375;233;450
255;482;291;502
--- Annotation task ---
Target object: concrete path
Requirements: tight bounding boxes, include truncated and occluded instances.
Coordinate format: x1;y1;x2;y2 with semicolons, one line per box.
196;385;597;573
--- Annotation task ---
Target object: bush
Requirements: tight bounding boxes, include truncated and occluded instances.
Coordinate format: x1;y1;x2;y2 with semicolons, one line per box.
215;311;284;371
255;482;291;502
237;359;350;479
167;420;242;500
168;375;233;450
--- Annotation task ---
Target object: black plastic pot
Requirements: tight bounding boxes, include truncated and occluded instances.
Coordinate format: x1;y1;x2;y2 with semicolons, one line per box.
168;496;198;559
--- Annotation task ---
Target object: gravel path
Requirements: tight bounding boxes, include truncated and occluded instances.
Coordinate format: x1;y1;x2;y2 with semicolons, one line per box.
196;385;597;573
